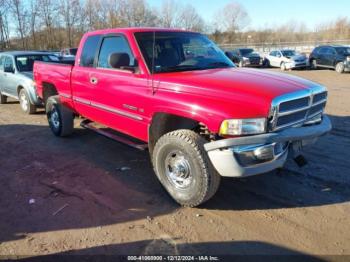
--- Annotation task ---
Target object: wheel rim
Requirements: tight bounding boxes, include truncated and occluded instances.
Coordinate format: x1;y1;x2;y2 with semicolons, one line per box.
281;63;285;70
50;107;60;129
20;92;28;111
165;150;192;189
312;60;317;68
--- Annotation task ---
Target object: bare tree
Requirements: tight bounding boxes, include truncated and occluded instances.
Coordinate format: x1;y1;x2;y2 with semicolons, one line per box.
178;4;204;32
28;0;39;49
214;1;250;34
59;0;81;47
37;0;59;49
10;0;29;49
159;0;181;27
120;0;158;27
0;0;11;50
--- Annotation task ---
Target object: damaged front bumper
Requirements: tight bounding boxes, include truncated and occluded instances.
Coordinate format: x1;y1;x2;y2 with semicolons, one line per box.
204;115;332;177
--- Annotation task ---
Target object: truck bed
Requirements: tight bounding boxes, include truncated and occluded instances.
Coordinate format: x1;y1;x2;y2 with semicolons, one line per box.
34;61;74;102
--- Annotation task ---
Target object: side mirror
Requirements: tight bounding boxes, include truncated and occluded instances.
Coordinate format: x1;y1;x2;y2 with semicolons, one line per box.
4;65;14;73
108;52;137;72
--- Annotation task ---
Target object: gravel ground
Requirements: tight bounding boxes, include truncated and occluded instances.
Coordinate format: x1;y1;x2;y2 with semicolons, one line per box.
0;68;349;261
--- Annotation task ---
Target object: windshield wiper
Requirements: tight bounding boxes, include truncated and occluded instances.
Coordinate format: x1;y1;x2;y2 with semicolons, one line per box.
206;61;232;68
160;65;203;73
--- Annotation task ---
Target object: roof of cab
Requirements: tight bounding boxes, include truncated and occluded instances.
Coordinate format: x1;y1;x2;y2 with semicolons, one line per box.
84;27;195;37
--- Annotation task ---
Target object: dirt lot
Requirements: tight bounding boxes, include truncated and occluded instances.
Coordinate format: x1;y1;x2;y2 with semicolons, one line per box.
0;69;349;260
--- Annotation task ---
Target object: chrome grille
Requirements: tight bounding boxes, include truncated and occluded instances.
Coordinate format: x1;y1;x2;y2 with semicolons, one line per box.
269;86;327;131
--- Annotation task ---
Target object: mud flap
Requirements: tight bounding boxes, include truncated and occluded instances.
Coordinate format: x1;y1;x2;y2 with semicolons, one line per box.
291;141;308;167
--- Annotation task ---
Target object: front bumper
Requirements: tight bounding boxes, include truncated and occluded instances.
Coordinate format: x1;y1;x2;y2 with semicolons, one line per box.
204;115;332;177
344;60;350;72
285;61;309;69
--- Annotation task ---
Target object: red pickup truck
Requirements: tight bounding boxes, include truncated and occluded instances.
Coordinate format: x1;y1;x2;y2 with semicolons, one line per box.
33;28;331;207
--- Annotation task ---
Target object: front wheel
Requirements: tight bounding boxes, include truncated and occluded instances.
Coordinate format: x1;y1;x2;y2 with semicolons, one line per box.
19;89;36;114
152;130;221;207
335;62;345;74
280;62;286;71
46;96;74;137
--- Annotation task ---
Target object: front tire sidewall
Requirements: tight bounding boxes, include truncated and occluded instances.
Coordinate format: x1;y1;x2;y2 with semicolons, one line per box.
153;131;217;207
46;100;62;136
336;62;344;73
19;89;36;114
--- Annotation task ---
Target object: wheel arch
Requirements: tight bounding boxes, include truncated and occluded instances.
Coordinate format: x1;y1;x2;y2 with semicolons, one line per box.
42;82;58;104
148;112;213;155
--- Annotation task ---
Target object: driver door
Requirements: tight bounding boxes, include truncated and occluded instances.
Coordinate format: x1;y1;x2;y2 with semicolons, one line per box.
88;35;150;141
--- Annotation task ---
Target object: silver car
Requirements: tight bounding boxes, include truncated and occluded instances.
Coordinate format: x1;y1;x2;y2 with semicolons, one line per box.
0;51;58;114
264;49;309;71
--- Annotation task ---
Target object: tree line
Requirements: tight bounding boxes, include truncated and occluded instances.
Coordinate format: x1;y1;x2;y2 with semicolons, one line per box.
1;0;349;51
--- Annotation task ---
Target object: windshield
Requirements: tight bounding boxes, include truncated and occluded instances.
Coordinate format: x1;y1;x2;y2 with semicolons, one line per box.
134;32;234;73
281;50;296;57
15;55;54;72
335;47;350;55
239;49;254;56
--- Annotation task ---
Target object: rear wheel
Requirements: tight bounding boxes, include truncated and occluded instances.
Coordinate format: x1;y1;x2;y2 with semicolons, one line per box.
0;92;7;104
19;88;36;114
46;96;74;137
152;129;221;207
335;62;345;74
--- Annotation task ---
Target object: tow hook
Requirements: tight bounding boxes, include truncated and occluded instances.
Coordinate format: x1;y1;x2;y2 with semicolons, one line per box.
294;155;308;167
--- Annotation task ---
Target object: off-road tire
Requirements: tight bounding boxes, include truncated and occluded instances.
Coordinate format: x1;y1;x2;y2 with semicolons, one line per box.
335;62;345;74
152;129;221;207
46;95;74;137
19;89;36;114
0;92;7;104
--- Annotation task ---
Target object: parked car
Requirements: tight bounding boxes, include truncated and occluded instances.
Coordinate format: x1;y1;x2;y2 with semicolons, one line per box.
226;48;263;67
309;45;350;73
60;48;78;58
264;49;309;70
33;28;331;207
0;51;56;114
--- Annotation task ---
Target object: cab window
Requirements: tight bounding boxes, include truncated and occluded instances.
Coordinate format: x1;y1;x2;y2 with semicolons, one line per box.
80;35;102;67
4;56;14;71
97;36;134;69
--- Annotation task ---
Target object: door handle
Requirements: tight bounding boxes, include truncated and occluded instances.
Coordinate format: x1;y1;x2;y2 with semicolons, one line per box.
90;77;98;85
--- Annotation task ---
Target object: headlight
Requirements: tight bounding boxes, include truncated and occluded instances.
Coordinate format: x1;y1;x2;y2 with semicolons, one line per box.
219;118;266;136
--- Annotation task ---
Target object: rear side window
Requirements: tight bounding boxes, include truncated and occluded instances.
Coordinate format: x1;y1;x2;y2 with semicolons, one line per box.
80;35;102;67
4;56;14;69
97;36;134;69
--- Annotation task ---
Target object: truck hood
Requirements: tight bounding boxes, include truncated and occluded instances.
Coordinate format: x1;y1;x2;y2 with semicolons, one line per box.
154;67;322;119
289;54;307;61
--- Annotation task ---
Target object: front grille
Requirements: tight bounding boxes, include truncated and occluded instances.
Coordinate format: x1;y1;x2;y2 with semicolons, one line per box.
249;58;260;64
270;88;327;131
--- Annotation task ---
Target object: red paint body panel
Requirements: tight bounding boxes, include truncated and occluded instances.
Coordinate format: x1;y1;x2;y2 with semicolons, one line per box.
34;28;321;142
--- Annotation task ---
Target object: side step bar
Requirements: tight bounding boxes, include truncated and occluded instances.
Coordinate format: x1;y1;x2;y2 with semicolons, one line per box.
80;119;148;151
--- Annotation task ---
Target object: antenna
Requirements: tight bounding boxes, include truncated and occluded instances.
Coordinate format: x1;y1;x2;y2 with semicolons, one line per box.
151;31;156;95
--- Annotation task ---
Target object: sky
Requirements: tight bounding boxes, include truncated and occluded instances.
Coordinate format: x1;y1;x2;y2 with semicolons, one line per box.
148;0;350;30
